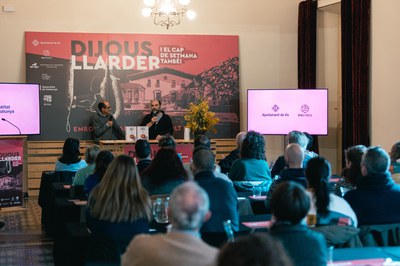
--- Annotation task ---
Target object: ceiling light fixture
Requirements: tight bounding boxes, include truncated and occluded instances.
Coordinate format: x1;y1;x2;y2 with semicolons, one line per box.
142;0;196;29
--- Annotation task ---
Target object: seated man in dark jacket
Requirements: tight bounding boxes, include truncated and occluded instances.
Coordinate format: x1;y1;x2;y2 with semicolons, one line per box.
344;146;400;226
266;143;307;209
218;131;246;174
192;148;239;232
271;130;317;177
135;139;152;174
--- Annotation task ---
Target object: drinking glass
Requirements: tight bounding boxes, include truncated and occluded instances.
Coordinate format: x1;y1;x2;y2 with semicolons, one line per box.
252;186;262;197
153;197;169;223
327;246;334;265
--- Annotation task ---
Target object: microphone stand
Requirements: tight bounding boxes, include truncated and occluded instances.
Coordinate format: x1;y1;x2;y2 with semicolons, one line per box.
1;118;22;135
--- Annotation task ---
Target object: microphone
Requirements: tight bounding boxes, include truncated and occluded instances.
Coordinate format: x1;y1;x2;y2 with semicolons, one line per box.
155;112;162;124
1;118;22;135
109;115;113;121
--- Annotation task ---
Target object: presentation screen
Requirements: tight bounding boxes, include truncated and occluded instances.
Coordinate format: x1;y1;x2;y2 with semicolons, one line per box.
247;89;328;135
0;83;41;136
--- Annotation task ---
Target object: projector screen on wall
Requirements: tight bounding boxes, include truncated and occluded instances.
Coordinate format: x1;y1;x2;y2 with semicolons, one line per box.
247;89;328;135
0;83;41;136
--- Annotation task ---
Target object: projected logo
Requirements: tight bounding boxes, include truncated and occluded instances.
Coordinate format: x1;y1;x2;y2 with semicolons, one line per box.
300;104;310;113
272;104;280;112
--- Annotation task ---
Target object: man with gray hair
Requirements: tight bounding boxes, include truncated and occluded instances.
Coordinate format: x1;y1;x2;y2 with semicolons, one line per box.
344;146;400;225
271;130;316;177
218;131;246;174
122;182;218;266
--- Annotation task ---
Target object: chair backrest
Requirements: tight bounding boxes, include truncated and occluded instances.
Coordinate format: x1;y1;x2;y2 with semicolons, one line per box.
70;185;86;200
312;225;362;248
86;233;133;264
359;223;400;247
233;180;271;193
54;171;76;183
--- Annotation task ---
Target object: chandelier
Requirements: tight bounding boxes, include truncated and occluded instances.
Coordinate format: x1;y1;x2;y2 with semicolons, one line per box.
142;0;196;29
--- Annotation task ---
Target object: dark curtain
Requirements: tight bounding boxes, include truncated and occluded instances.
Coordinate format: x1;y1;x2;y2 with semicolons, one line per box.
298;0;319;153
341;0;371;161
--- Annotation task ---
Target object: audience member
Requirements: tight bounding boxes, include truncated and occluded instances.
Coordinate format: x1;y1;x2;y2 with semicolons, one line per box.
344;146;400;225
55;138;87;172
303;131;319;159
73;144;101;186
334;145;367;196
389;141;400;184
84;150;114;194
218;131;246;174
135;139;152;174
270;182;327;266
193;149;239;232
229;131;271;182
158;135;177;150
266;143;307;208
122;182;218;266
307;157;358;227
271;131;312;177
86;155;152;262
218;233;293;266
141;148;187;195
184;135;232;184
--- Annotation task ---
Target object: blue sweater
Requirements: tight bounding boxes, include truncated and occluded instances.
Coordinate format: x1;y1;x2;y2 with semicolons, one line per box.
195;170;239;232
344;172;400;226
229;158;271;182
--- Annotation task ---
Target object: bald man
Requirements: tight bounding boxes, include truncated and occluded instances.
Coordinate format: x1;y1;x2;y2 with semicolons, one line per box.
265;143;308;209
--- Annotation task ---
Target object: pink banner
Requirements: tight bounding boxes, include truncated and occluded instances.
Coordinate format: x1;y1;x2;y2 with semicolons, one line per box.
0;139;23;207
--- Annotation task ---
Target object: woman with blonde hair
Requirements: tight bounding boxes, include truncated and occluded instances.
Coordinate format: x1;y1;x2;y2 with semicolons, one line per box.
86;154;152;262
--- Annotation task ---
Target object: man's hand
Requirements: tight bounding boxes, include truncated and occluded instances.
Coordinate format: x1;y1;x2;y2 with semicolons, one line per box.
106;120;113;127
151;117;158;123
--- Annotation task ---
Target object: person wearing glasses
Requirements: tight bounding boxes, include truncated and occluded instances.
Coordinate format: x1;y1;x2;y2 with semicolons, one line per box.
344;146;400;226
91;100;125;140
140;99;173;140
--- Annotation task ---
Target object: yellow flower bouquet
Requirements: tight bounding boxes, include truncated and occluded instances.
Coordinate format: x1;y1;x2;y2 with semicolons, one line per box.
184;100;219;136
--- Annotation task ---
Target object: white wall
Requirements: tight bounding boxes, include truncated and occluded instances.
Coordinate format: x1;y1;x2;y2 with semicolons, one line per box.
317;9;340;173
370;0;400;151
1;0;354;170
0;0;303;163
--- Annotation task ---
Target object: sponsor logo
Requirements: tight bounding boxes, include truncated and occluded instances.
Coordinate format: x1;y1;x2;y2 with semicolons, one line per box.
43;95;52;103
29;63;39;69
41;74;52;80
43;50;50;56
32;39;39;46
272;104;279;112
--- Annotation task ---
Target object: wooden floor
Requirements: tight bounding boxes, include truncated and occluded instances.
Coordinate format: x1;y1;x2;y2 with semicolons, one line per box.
0;197;54;265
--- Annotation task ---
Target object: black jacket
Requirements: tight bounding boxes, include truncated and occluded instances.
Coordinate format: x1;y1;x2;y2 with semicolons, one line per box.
140;110;173;139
